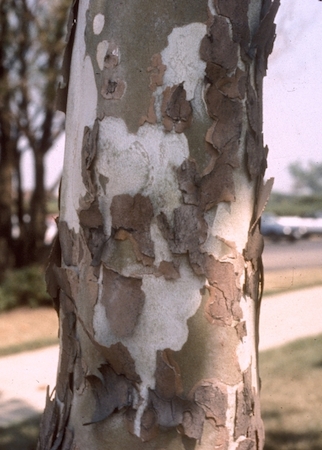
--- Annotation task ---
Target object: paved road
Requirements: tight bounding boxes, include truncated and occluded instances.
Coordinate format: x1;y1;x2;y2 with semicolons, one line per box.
1;286;322;428
263;238;322;271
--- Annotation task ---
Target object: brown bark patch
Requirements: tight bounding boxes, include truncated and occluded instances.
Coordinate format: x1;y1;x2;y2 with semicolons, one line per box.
81;121;99;205
98;341;141;382
203;255;243;324
100;45;126;100
101;78;126;100
200;15;238;71
78;200;103;228
157;204;207;258
244;224;264;300
37;387;60;450
162;84;193;133
200;141;239;211
205;285;235;327
236;439;256;450
172;204;208;253
86;364;134;424
58;221;78;267
147;53;166;91
203;83;243;151
245;130;267;180
206;63;246;100
155;349;182;400
213;0;250;57
251;0;280;92
111;193;155;262
193;380;227;426
177;159;200;206
149;393;205;440
234;368;254;440
236;321;247;341
126;408;159;442
246;85;261;137
139;96;157;126
157;260;180;280
101;267;145;338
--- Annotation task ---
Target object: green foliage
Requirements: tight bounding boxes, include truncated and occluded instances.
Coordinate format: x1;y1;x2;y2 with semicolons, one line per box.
265;192;322;217
0;266;51;312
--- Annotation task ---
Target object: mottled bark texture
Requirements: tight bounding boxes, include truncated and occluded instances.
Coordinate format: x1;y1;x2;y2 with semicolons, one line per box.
38;1;279;449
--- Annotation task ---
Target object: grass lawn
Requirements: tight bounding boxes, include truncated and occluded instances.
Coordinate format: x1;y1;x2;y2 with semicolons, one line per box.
261;334;322;449
0;269;321;449
0;416;40;450
1;335;321;449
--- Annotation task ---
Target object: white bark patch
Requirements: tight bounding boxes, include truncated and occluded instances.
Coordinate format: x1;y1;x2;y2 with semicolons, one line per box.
93;260;204;435
236;294;257;375
150;220;173;266
60;0;97;232
161;23;207;101
207;0;217;16
93;13;105;35
201;171;254;256
96;117;189;235
96;40;109;70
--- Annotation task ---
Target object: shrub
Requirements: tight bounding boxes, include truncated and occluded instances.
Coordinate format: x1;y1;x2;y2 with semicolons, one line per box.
0;265;52;312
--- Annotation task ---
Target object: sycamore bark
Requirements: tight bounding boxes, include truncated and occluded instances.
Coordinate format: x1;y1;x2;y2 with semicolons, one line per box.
38;1;279;449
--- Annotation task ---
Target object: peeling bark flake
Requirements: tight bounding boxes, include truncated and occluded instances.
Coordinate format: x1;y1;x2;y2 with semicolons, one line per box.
161;84;193;133
245;130;266;180
86;364;134;424
213;0;251;57
236;439;256;450
45;233;61;312
126;407;158;442
111;193;155;261
236;321;247;341
234;368;254;440
205;285;237;327
244;224;264;301
98;342;141;382
155;261;180;280
37;387;59;450
206;63;246;100
155;349;182;400
157;260;180;280
100;45;126;100
200;15;238;71
251;0;280;90
200;140;239;211
172;204;208;253
203;83;242;151
177;159;200;206
79;200;103;228
58;221;78;267
147;53;166;91
101;267;145;338
193;380;228;426
203;255;243;324
56;0;79;113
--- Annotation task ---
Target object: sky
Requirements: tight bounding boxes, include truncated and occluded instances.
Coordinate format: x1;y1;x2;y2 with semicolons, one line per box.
22;0;322;194
263;0;322;192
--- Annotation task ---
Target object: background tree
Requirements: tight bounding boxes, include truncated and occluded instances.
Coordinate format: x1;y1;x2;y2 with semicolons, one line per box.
289;160;322;195
39;0;279;448
0;0;69;269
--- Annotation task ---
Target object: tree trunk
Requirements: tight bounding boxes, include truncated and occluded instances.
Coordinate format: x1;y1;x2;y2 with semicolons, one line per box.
0;144;14;272
39;1;279;448
27;150;48;263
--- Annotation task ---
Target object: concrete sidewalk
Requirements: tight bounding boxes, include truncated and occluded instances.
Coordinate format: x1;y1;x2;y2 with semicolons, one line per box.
0;285;321;427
